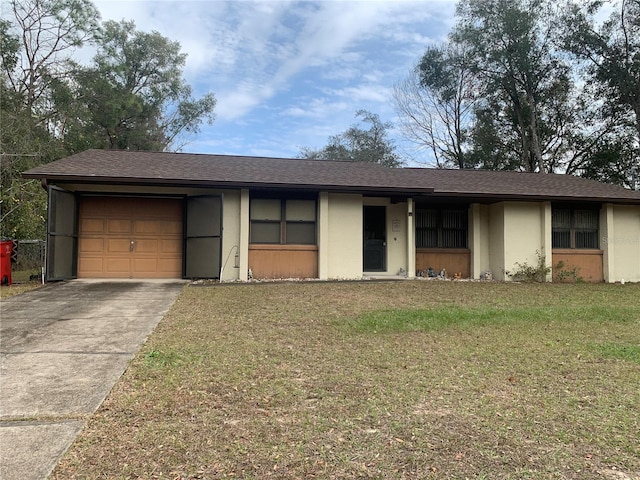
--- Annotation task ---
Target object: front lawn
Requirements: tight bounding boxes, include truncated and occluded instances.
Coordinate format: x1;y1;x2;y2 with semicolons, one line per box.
53;281;640;479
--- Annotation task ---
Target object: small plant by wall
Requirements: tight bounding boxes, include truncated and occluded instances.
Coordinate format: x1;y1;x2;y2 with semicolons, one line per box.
504;250;551;283
553;261;584;283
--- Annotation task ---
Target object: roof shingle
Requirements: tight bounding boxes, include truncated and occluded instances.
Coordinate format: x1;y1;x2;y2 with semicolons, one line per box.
22;149;640;203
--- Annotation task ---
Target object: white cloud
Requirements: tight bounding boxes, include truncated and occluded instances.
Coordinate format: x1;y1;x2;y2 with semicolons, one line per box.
281;97;351;119
320;85;391;104
86;0;457;156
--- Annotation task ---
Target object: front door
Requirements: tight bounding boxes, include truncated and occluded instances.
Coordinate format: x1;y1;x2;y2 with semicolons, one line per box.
363;206;386;271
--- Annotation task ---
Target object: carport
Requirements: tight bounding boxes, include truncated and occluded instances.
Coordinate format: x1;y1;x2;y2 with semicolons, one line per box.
47;186;223;281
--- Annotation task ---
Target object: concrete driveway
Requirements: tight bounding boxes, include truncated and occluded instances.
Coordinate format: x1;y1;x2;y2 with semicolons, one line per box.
0;280;185;480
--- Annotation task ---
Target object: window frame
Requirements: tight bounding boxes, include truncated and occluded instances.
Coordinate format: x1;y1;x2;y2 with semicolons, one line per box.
415;207;468;249
250;197;317;245
552;206;600;250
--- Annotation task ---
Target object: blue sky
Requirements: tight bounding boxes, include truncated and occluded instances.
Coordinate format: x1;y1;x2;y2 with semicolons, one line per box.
92;1;458;163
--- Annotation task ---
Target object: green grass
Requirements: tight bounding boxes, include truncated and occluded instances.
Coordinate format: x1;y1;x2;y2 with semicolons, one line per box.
52;281;640;480
347;304;638;333
596;343;640;364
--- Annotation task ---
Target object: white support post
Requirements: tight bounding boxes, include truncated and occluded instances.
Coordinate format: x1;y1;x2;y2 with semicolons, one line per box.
239;189;250;281
602;203;614;283
318;192;329;280
406;198;415;278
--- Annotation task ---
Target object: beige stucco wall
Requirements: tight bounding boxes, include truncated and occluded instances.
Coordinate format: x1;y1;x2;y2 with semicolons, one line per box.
323;193;363;279
219;190;242;282
469;204;490;278
58;182;640;283
504;202;549;278
603;204;640;283
488;203;506;280
484;202;551;281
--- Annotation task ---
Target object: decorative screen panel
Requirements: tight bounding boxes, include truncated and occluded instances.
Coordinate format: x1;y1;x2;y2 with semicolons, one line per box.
47;187;78;281
185;195;222;278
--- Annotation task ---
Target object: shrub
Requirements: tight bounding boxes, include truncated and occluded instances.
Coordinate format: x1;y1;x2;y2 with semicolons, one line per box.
504;250;551;282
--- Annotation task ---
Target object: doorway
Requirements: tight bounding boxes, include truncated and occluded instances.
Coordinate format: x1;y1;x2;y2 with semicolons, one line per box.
363;206;386;271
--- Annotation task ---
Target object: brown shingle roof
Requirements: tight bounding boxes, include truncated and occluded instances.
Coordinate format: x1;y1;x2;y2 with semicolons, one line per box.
22;149;640;203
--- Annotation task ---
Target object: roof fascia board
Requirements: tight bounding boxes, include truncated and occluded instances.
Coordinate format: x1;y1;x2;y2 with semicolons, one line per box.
38;177;435;196
26;174;640;205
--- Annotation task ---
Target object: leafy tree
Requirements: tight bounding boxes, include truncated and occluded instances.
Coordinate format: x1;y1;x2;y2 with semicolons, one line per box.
577;138;638;187
395;0;600;174
0;1;94;239
73;20;216;151
561;0;640;187
452;0;576;173
394;44;478;169
0;91;50;238
1;3;218;239
301;110;402;167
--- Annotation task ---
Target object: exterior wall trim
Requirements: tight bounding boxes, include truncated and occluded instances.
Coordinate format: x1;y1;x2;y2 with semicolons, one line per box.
239;189;250;281
406;198;415;278
318;192;329;280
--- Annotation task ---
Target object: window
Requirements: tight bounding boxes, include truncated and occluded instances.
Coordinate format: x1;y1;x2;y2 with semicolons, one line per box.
415;208;468;248
250;198;316;245
552;208;599;249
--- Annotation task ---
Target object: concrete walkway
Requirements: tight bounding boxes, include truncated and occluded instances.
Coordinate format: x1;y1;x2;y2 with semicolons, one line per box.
0;280;185;480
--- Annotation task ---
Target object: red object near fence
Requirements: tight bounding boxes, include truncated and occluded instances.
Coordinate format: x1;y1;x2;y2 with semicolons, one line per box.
0;240;13;286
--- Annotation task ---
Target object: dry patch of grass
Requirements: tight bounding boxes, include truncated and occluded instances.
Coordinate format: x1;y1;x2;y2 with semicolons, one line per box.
53;281;640;479
0;282;41;299
0;269;44;298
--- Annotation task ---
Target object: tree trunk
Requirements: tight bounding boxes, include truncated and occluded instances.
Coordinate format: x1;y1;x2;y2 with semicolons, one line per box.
527;92;545;173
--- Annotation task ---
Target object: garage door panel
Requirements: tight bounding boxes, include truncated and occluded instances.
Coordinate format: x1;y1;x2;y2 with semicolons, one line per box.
81;198;106;216
134;220;160;235
161;220;182;235
106;238;132;254
78;197;183;279
107;219;132;234
78;238;104;253
158;258;182;274
107;200;132;217
105;258;131;274
77;257;104;275
152;200;182;217
161;239;181;254
132;258;158;274
80;218;105;234
135;239;159;254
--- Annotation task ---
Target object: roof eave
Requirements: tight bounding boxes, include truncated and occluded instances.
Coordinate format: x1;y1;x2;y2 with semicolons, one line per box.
22;173;640;204
28;174;435;196
424;191;640;205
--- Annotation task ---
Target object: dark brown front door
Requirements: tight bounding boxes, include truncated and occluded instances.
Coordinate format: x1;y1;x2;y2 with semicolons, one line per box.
363;206;386;272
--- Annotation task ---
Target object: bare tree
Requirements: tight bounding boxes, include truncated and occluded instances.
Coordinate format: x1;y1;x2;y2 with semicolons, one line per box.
393;45;477;169
4;0;100;117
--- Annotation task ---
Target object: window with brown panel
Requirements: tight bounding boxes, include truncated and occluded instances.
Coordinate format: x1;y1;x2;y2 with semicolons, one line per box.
250;198;317;245
552;208;599;249
415;208;468;248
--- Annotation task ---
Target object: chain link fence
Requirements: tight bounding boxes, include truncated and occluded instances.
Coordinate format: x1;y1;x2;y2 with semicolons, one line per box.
11;240;45;283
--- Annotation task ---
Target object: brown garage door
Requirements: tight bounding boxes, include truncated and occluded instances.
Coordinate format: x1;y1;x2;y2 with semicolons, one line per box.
78;197;183;278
